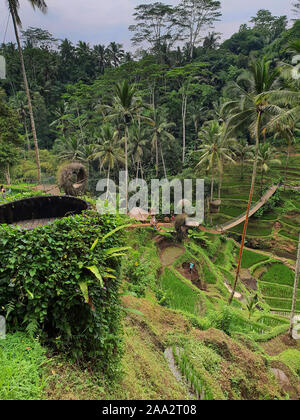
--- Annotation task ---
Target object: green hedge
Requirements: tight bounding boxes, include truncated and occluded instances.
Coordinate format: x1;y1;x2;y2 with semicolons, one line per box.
0;211;126;376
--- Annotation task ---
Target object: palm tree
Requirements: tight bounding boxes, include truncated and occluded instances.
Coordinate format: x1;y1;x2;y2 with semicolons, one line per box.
107;42;124;67
129;125;148;179
273;122;295;190
203;32;221;51
55;136;84;162
257;143;281;196
6;0;48;183
50;102;73;138
189;105;207;139
93;124;124;197
104;80;151;213
260;48;300;188
9;90;30;152
196;120;235;203
93;44;108;74
232;139;254;180
223;58;280;305
151;112;175;177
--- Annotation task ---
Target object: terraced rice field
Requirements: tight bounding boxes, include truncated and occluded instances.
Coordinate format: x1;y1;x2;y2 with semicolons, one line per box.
256;263;300;315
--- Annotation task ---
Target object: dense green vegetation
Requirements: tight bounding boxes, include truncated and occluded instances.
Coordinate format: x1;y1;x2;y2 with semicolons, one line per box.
0;2;299;188
0;0;299;401
0;212;127;377
0;333;46;400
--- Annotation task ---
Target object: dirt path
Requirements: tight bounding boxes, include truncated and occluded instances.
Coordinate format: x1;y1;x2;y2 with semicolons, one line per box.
32;184;61;195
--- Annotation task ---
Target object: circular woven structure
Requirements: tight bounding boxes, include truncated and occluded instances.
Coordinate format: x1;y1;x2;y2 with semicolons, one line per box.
58;162;88;197
0;195;89;229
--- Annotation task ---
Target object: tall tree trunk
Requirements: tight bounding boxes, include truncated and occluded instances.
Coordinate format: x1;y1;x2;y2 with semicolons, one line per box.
155;134;159;177
260;166;264;198
125;125;129;214
140;161;144;180
10;9;41;183
160;146;167;179
23;113;30;153
182;91;187;166
229;111;261;305
4;164;11;185
284;141;291;191
289;232;300;338
210;168;214;203
218;160;223;201
106;165;110;199
241;158;244;180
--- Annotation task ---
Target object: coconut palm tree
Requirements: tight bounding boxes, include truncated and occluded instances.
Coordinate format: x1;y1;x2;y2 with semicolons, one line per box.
55;136;84;162
104;80;152;213
223;58;281;305
92;124;124;197
9;90;30;152
50;102;73;138
260;49;300;188
273;122;295;190
151;112;175;177
129;125;148;179
196;120;235;203
107;42;125;67
232;139;254;180
6;0;48;183
257;143;281;197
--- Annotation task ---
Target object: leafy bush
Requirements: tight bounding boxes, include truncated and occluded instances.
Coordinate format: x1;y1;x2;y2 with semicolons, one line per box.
208;306;234;336
0;190;48;203
254;190;282;219
0;211;127;376
122;249;157;297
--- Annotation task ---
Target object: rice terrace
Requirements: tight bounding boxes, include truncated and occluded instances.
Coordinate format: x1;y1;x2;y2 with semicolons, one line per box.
0;0;300;404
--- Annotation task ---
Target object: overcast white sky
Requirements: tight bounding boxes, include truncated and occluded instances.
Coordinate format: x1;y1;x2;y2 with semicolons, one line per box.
0;0;296;50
